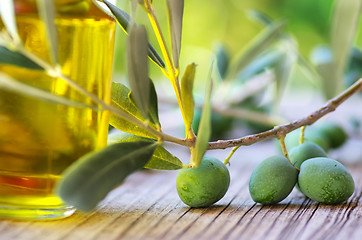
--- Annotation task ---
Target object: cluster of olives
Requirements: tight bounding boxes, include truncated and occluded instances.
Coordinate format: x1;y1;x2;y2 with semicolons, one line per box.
175;122;354;208
250;123;355;205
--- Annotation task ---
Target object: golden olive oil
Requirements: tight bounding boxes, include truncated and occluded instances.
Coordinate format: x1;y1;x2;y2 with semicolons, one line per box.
0;0;115;219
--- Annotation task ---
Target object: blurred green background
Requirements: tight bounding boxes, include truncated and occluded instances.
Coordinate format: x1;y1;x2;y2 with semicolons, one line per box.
112;0;362;91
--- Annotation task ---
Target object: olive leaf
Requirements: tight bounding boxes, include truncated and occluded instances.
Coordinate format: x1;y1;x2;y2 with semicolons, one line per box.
273;38;297;105
110;82;158;139
310;46;340;98
36;0;58;65
148;79;160;127
0;72;97;109
181;63;196;137
192;63;213;167
102;0;165;68
108;132;183;170
166;0;184;68
56;141;157;212
0;46;43;70
127;26;150;118
247;9;273;26
227;21;285;80
214;43;229;79
129;78;160;127
328;0;361;98
238;49;282;82
0;0;20;43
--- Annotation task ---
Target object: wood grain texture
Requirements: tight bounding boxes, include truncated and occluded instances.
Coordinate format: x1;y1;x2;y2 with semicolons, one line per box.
0;140;361;240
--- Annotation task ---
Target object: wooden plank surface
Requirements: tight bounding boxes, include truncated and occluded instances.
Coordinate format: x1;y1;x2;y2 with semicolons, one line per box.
1;93;362;240
0;139;361;240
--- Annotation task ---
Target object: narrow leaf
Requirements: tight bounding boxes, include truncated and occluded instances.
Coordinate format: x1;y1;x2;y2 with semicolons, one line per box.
192;63;213;167
0;0;20;43
130;79;160;126
102;0;165;68
110;82;158;139
317;62;340;98
108;132;183;170
247;9;273;26
181;63;196;136
310;46;338;97
0;46;43;70
273;38;297;104
329;0;361;97
214;43;229;79
166;0;184;68
56;141;157;211
127;26;149;118
148;79;161;127
0;72;96;109
238;49;282;82
227;21;285;79
36;0;58;65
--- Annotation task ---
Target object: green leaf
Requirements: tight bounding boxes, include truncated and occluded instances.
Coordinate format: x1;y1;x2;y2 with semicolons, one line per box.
0;72;97;109
110;82;158;139
273;38;297;104
36;0;58;65
56;141;157;211
317;62;340;98
0;46;43;70
148;79;160;127
227;21;285;80
127;26;150;118
108;132;183;170
247;9;273;26
181;63;196;136
129;78;160;127
166;0;184;68
102;0;165;68
329;0;361;97
214;43;230;79
310;46;338;97
0;0;20;42
192;63;213;167
238;49;282;81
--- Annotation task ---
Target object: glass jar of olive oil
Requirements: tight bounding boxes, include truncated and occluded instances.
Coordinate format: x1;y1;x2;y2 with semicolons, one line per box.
0;0;115;220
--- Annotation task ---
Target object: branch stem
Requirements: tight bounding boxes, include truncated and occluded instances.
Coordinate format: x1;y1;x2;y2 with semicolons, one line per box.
143;0;190;134
208;78;362;150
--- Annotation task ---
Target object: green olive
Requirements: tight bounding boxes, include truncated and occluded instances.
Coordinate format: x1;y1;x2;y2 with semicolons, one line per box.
317;122;348;149
289;142;328;169
298;157;355;204
285;127;330;152
176;157;230;208
249;155;298;204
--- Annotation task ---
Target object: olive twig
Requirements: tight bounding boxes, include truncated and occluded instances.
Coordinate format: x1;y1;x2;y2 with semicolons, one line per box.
223;146;241;165
278;136;292;163
299;126;306;144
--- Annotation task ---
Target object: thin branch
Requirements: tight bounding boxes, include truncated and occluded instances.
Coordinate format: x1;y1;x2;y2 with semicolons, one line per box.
208;78;362;150
143;0;189;133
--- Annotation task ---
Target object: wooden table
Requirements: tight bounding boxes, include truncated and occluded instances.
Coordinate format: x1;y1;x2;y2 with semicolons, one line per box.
0;139;361;240
1;93;362;240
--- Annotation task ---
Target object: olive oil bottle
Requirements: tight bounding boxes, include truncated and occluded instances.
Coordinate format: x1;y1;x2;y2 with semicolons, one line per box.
0;0;115;219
